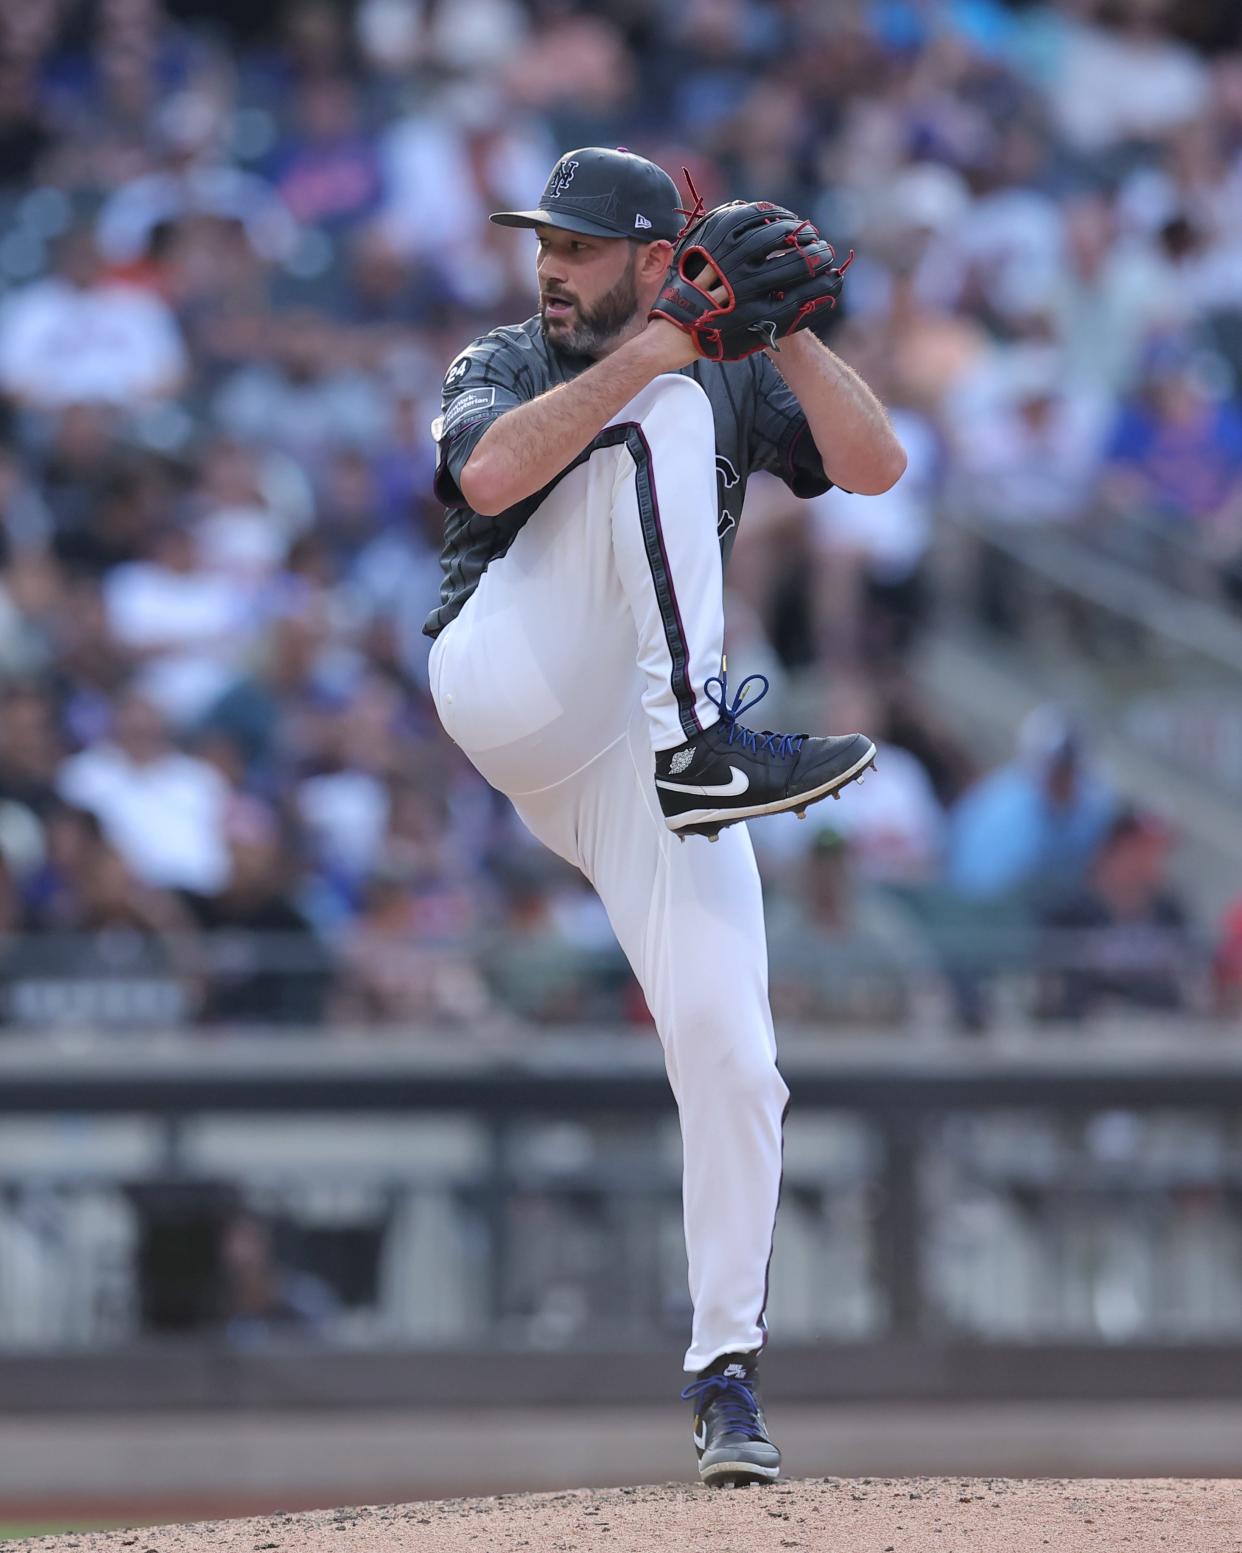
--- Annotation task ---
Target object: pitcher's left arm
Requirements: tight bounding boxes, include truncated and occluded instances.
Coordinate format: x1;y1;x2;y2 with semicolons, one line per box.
766;332;906;495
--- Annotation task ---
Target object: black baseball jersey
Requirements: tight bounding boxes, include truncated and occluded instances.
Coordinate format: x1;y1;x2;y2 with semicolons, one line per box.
423;316;833;638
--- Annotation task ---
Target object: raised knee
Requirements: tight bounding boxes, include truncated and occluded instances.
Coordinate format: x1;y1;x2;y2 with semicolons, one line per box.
633;372;713;436
646;371;709;407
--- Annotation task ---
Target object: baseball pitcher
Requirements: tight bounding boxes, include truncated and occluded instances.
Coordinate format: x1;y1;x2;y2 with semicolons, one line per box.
425;148;906;1486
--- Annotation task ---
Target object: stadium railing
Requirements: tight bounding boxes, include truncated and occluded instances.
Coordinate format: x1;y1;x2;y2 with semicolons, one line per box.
3;1030;1242;1408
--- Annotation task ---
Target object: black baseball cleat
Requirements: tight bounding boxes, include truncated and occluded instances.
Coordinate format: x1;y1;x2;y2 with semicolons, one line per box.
681;1352;782;1487
655;671;876;840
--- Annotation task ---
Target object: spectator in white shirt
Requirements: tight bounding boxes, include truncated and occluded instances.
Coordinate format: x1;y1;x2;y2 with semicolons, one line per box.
1044;1;1209;154
104;521;256;726
1045;194;1175;399
57;688;232;894
808;405;940;659
946;346;1111;527
0;228;187;410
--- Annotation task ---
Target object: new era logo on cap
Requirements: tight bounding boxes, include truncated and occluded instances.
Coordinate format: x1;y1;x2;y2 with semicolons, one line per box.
635;213;652;230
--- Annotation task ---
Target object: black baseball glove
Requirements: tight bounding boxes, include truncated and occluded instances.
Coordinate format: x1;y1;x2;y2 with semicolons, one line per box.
650;198;852;362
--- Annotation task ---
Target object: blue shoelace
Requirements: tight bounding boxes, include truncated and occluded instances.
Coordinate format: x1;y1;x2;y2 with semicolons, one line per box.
705;671;806;759
680;1372;764;1437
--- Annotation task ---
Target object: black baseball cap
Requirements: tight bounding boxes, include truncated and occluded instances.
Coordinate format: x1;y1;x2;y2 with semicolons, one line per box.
491;147;682;242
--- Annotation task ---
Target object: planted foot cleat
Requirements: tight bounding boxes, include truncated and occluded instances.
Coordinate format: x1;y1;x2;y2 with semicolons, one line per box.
682;1353;781;1488
655;672;875;839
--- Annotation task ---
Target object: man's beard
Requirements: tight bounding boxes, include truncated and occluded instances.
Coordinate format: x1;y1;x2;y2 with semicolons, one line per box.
541;253;641;356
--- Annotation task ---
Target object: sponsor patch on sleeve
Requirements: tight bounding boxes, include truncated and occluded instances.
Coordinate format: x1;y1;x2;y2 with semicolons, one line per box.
441;385;497;436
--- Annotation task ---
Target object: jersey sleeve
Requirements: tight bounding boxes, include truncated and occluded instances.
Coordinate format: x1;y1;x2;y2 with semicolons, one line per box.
432;335;527;506
749;352;834;499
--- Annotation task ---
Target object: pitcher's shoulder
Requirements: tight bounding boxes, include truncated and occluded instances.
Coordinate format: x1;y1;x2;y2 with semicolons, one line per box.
442;317;549;390
461;316;546;359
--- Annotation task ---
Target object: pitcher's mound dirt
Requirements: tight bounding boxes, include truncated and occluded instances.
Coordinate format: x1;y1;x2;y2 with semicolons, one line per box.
18;1477;1241;1552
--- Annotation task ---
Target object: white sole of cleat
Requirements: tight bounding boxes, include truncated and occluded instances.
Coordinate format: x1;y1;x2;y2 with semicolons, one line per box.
700;1461;781;1487
666;742;877;836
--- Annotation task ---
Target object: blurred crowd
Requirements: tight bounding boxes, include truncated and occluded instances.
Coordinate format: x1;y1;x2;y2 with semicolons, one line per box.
0;0;1240;1033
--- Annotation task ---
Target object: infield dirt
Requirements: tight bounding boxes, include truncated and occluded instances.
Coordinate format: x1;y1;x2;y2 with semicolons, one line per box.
14;1477;1242;1552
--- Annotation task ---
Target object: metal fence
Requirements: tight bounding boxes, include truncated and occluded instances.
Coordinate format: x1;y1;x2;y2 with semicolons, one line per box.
4;1030;1242;1406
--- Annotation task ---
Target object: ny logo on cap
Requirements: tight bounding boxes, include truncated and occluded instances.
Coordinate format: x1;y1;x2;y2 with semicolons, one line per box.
549;159;578;198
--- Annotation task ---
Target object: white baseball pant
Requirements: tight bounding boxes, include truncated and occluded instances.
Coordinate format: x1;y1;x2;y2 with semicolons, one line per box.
429;374;789;1371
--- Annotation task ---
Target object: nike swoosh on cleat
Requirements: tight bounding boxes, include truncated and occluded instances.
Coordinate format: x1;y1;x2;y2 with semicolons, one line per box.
693;1423;707;1450
656;766;750;797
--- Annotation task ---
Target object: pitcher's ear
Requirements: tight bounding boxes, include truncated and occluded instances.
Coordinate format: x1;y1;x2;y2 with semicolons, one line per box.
637;238;675;281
